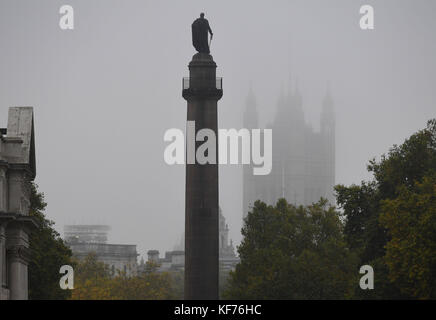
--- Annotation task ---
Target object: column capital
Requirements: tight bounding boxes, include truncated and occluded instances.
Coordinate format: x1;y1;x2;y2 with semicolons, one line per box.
6;245;31;264
0;160;10;171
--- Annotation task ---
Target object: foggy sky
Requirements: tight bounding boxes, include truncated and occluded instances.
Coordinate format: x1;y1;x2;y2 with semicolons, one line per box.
1;0;435;258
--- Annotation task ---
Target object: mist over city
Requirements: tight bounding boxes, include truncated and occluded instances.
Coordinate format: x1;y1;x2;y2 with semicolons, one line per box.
1;0;435;303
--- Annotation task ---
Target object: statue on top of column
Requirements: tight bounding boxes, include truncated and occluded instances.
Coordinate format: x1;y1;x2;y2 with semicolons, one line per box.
192;13;214;54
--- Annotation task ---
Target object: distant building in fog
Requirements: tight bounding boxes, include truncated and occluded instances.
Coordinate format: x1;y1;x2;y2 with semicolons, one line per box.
242;83;335;219
64;225;138;277
217;209;239;272
141;209;239;273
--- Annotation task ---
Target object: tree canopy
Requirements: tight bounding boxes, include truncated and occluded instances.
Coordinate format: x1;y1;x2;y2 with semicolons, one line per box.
224;199;358;299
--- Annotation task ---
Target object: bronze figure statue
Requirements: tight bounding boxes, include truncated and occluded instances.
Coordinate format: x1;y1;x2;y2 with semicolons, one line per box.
192;13;213;54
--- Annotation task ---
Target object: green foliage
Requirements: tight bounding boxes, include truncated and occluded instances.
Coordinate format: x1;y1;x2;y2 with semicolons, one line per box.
380;176;436;299
224;199;358;299
335;119;436;299
28;183;74;300
368;119;436;199
335;182;386;265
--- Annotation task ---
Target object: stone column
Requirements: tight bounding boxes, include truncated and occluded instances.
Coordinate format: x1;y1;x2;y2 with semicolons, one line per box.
0;163;9;299
0;164;9;212
6;226;31;300
183;53;223;300
0;223;7;299
0;107;37;300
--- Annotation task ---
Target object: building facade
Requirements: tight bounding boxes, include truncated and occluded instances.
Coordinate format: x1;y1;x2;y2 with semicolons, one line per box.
243;84;335;219
64;225;138;277
0;107;38;300
142;209;239;274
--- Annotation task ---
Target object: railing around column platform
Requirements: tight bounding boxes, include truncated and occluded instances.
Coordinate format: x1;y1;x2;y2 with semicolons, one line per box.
183;77;190;90
182;77;223;90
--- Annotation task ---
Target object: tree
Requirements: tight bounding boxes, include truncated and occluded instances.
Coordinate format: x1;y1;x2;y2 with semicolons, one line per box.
70;253;112;300
28;183;74;300
335;119;436;299
71;253;175;300
223;199;358;299
380;175;436;299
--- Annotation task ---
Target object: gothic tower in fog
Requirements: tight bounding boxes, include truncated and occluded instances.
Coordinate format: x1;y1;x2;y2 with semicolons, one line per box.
242;88;262;221
320;87;336;204
242;82;336;219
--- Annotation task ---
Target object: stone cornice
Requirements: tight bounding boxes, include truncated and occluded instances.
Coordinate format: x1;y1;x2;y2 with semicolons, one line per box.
1;136;23;144
0;160;10;169
0;212;40;230
7;163;34;177
0;161;34;180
